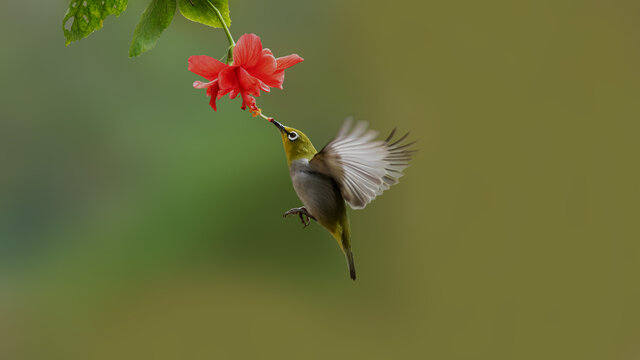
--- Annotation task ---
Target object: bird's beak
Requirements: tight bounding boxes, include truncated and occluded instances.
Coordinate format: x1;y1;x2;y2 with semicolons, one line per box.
269;118;287;134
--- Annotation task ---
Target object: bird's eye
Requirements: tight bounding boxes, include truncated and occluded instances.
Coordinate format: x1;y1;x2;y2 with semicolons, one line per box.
288;132;299;141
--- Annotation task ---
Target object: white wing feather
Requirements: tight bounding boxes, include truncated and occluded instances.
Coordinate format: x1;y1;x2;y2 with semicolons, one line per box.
310;118;415;209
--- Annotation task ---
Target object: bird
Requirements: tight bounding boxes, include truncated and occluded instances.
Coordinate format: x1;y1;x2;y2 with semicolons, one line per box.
269;117;415;280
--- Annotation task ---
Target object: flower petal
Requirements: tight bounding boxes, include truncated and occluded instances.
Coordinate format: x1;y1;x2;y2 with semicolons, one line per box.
258;80;270;92
218;87;232;97
193;80;213;89
206;80;220;111
236;67;261;97
276;54;304;71
233;34;263;68
240;92;257;110
218;66;238;92
209;95;218;110
188;55;227;80
256;70;285;89
251;48;277;74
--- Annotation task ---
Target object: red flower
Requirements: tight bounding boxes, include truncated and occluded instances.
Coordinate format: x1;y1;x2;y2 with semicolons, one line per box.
189;33;304;112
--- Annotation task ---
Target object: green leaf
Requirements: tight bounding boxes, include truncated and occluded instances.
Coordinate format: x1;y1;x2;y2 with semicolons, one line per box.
178;0;230;28
129;0;177;57
63;0;128;45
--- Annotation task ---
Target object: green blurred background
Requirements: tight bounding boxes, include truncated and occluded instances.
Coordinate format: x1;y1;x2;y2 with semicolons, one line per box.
2;0;640;359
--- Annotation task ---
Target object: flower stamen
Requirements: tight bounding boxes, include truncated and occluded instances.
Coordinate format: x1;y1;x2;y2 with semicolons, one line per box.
250;106;262;117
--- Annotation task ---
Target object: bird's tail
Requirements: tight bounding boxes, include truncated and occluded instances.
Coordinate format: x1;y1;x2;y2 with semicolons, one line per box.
345;247;357;281
331;216;357;280
338;221;356;281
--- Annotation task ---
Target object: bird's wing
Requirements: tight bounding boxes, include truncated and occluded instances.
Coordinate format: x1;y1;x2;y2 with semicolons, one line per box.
310;118;415;210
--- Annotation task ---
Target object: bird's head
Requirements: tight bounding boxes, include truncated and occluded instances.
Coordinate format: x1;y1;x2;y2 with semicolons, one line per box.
269;119;318;165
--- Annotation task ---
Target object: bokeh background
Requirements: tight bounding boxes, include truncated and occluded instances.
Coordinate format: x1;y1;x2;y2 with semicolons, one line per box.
2;0;640;359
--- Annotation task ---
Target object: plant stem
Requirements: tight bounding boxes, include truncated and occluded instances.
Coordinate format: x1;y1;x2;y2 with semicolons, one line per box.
202;0;235;64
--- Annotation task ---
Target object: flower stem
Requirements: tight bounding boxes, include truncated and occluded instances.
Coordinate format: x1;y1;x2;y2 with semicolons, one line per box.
202;0;235;64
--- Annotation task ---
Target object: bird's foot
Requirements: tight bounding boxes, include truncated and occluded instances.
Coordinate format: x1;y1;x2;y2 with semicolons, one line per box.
283;207;316;228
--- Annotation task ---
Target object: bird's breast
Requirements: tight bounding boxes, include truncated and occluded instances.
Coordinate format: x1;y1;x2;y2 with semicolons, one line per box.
289;159;344;230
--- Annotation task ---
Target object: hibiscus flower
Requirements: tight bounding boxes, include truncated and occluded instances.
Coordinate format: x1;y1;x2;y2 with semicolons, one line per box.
189;33;304;112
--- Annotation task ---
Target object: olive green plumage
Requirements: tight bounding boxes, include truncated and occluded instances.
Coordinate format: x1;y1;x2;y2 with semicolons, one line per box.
270;118;415;280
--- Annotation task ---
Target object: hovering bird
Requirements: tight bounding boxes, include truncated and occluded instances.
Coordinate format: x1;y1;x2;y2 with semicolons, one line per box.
270;118;415;280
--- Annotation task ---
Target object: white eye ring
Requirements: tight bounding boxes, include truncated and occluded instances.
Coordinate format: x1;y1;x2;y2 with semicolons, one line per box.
288;131;299;141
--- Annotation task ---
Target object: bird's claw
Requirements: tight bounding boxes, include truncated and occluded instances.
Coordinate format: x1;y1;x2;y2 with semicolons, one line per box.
283;207;315;228
299;213;311;227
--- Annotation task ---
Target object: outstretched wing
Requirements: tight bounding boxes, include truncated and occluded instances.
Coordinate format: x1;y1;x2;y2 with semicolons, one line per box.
310;118;416;209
